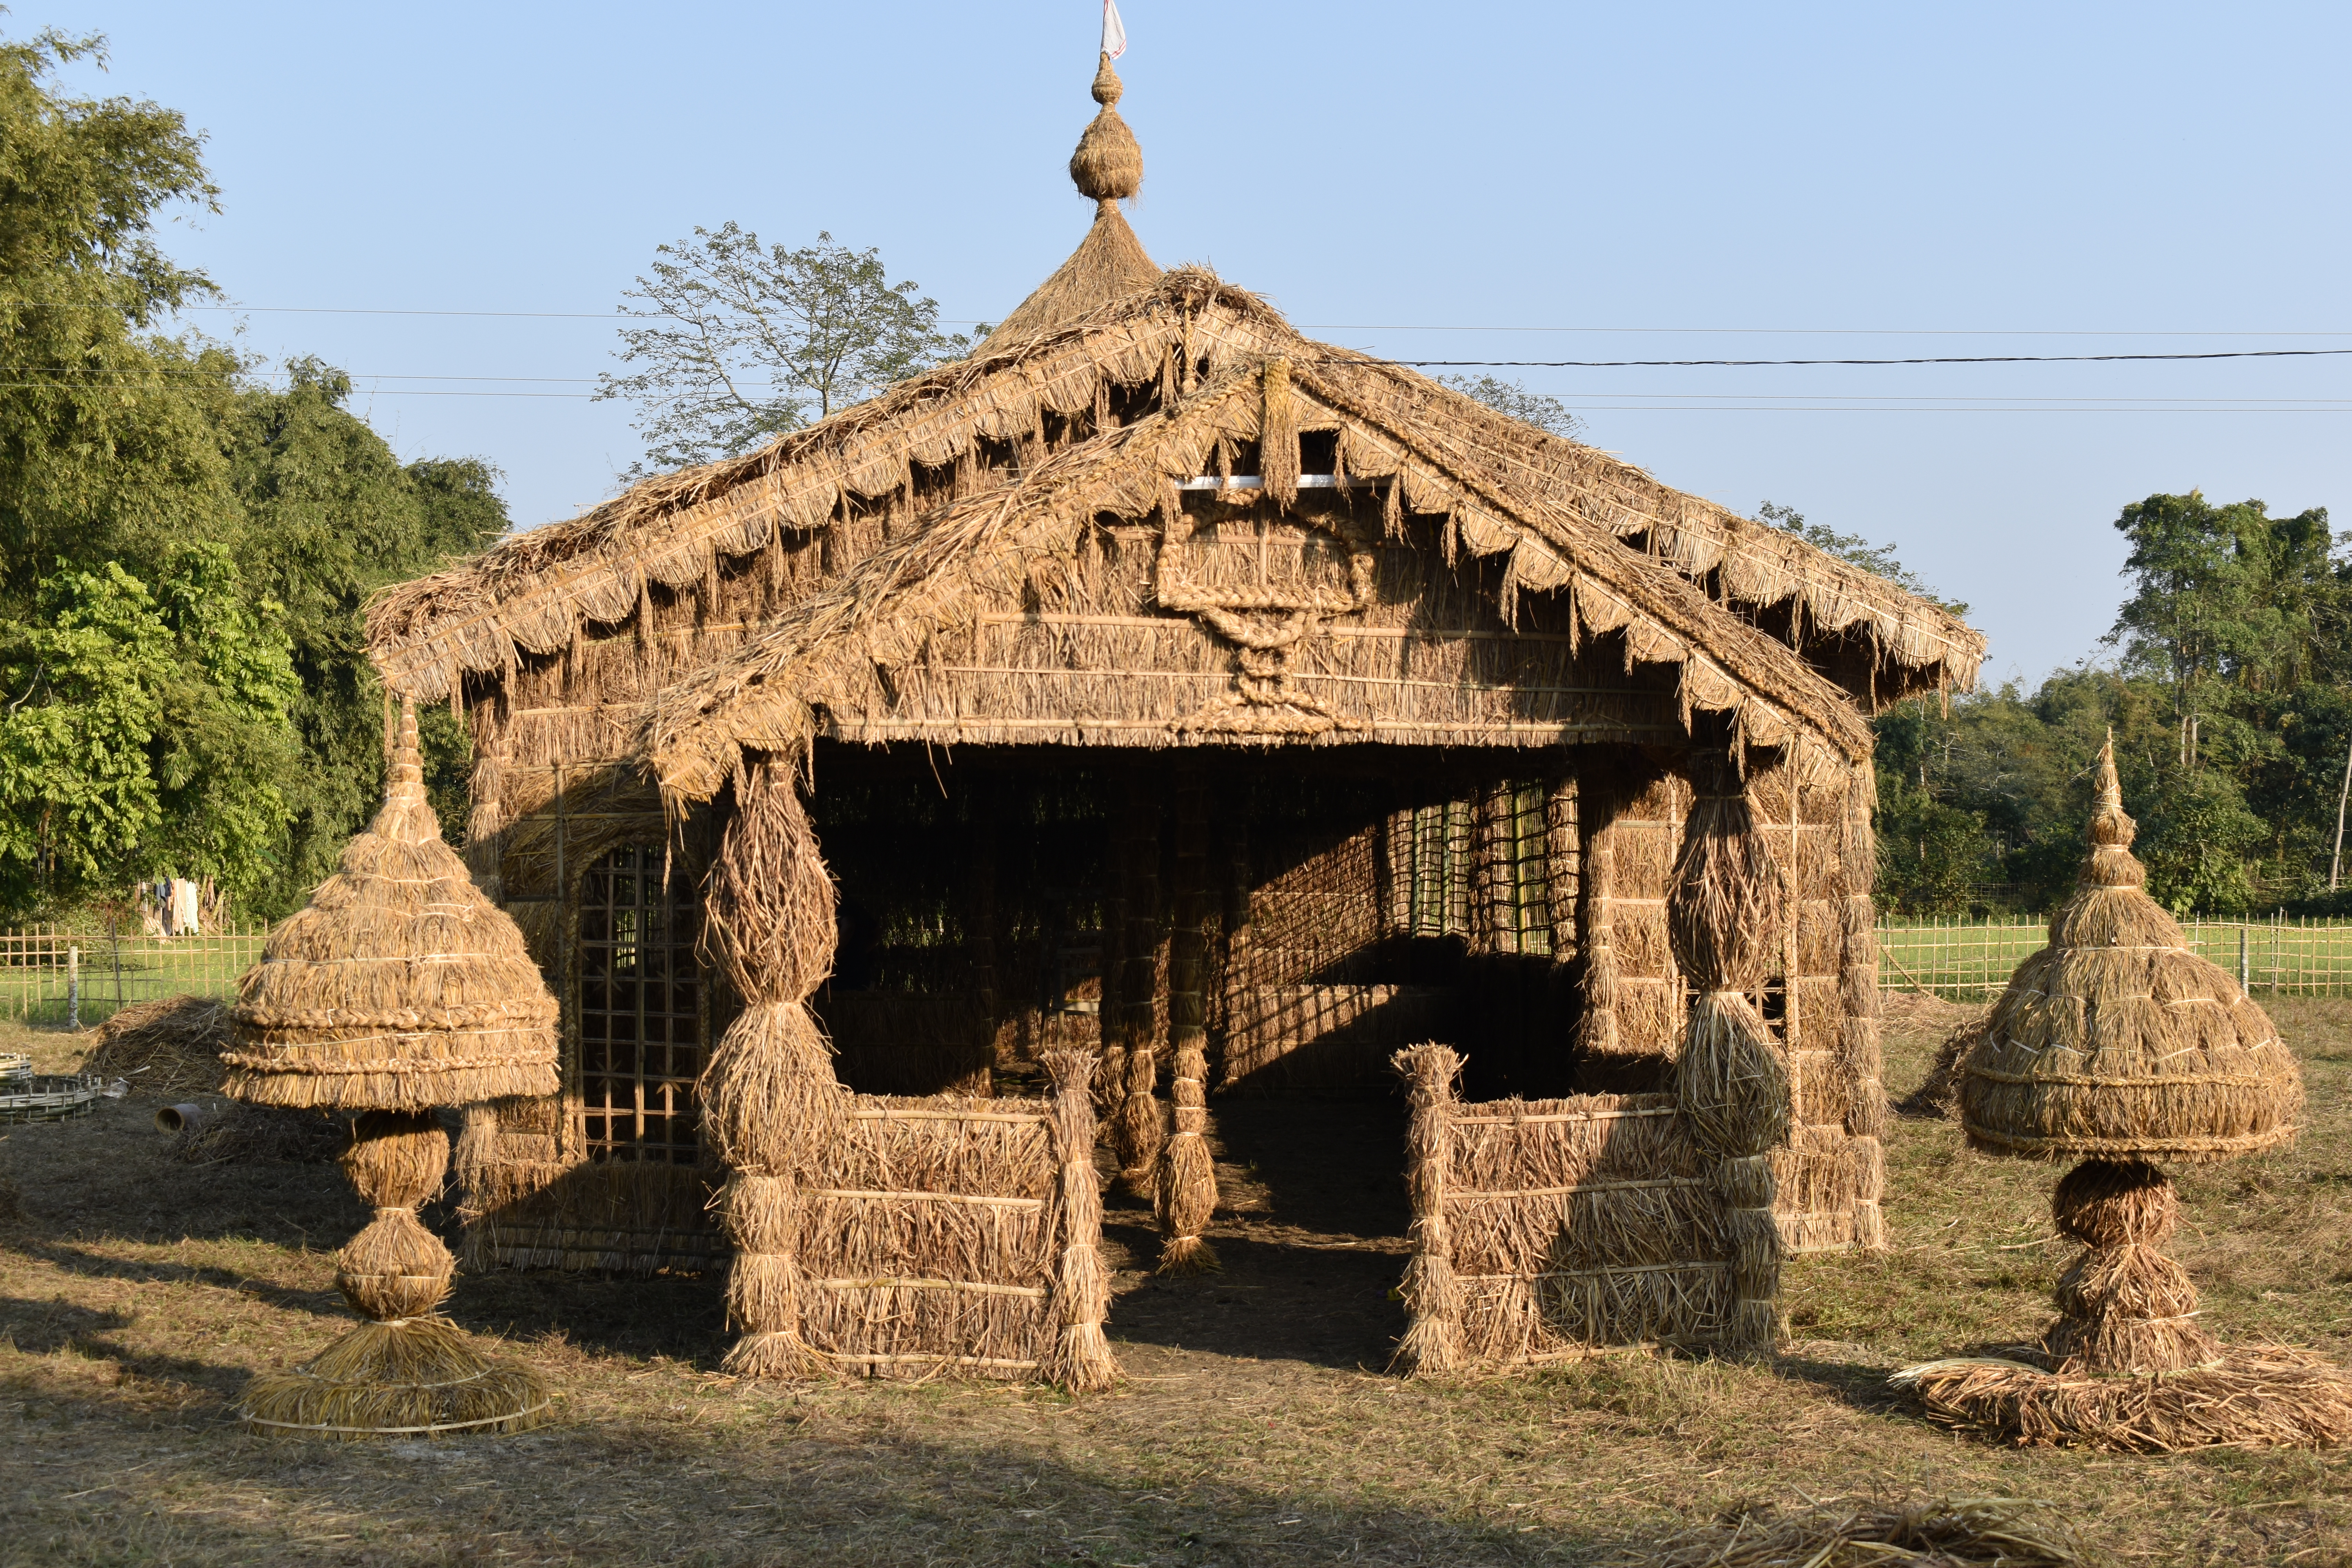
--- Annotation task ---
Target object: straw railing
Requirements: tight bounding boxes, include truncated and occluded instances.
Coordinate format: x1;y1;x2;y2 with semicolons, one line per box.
0;924;270;1028
1879;915;2352;1001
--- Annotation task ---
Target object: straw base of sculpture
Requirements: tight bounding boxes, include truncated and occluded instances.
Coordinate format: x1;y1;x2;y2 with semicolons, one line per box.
241;1316;554;1439
1898;1349;2352;1453
1899;1160;2352;1449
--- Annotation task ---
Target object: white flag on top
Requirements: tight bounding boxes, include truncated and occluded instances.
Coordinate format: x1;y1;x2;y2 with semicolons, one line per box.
1102;0;1128;61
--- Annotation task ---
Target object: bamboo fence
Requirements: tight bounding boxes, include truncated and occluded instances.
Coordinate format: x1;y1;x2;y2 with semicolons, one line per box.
1878;914;2352;1001
0;924;271;1028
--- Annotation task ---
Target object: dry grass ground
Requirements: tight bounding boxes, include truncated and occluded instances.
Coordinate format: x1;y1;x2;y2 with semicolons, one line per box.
4;995;2351;1566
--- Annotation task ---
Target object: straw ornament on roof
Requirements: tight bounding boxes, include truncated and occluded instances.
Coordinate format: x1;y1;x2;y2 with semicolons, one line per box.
1069;54;1141;204
1900;738;2350;1450
230;699;558;1437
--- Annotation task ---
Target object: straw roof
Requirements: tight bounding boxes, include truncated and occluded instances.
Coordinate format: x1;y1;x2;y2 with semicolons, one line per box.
365;277;1981;719
640;345;1878;802
221;701;561;1111
1958;740;2302;1163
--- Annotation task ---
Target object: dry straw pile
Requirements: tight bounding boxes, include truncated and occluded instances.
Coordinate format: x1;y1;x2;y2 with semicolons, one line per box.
1902;739;2350;1449
229;701;559;1438
84;995;230;1098
1635;1496;2090;1568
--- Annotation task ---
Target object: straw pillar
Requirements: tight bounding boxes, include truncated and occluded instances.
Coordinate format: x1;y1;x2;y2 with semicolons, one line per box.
1155;773;1220;1273
1111;773;1166;1194
1393;1044;1465;1376
1839;760;1889;1250
1668;754;1790;1359
698;753;846;1381
1042;1047;1119;1390
1575;761;1683;1092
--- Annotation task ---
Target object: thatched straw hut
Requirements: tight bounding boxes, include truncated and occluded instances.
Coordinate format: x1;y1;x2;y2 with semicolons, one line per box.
226;701;560;1435
1899;739;2348;1448
363;53;1981;1382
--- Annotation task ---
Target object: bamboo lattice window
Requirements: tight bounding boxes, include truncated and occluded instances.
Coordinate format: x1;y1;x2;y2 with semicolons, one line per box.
1393;786;1552;952
579;846;704;1163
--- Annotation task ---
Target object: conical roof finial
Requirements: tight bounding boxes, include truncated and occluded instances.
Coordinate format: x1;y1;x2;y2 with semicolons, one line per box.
1069;52;1142;211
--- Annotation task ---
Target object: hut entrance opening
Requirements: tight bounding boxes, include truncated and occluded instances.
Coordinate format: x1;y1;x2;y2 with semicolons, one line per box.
804;742;1595;1123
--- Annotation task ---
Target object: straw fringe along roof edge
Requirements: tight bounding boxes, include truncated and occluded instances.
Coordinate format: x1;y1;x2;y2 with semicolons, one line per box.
364;267;1984;712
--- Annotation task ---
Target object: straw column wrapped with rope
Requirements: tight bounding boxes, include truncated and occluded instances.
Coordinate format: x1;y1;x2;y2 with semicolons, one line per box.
1042;1046;1119;1390
1392;1043;1466;1376
230;699;559;1437
1668;753;1789;1358
1154;771;1220;1272
697;750;848;1381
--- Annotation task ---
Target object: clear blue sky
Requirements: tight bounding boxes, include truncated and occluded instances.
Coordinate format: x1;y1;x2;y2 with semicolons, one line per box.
34;1;2352;686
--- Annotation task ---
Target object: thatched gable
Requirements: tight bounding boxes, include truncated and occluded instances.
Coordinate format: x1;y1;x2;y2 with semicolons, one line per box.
365;272;1982;715
640;354;1877;803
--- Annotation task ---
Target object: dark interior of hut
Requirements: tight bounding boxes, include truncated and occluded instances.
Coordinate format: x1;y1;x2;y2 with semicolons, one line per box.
802;741;1584;1111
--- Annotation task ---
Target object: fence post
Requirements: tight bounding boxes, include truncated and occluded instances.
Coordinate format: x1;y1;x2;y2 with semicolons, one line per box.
2238;926;2249;994
67;943;79;1031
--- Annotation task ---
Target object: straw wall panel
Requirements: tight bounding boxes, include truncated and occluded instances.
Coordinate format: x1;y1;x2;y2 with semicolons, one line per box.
1412;1082;1733;1364
795;1096;1071;1379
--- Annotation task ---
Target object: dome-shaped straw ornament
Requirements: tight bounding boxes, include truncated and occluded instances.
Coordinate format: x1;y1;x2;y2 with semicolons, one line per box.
227;699;561;1437
1895;737;2352;1450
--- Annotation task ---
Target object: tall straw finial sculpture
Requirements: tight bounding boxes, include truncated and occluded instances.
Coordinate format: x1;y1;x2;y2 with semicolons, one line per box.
223;697;560;1436
1898;737;2352;1448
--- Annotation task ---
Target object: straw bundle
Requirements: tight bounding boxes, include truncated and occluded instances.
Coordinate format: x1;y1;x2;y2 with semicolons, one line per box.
1393;1044;1466;1375
1668;754;1788;1357
85;995;229;1098
232;701;557;1437
1042;1047;1117;1390
1639;1495;2090;1568
1906;739;2344;1448
1155;773;1220;1273
1957;744;2298;1163
699;753;849;1381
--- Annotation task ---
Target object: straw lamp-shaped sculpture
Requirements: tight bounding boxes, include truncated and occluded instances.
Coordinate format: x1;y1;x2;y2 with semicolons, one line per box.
221;699;560;1436
1896;738;2352;1449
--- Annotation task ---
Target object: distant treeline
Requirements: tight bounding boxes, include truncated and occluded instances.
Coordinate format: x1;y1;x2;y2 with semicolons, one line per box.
1860;492;2348;916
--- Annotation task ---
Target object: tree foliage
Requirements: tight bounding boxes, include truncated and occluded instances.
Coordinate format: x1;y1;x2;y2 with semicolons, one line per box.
1874;492;2350;916
0;31;506;920
596;225;974;473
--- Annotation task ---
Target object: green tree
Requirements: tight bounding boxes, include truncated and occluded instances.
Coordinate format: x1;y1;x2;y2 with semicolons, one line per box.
223;361;506;907
595;225;975;473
